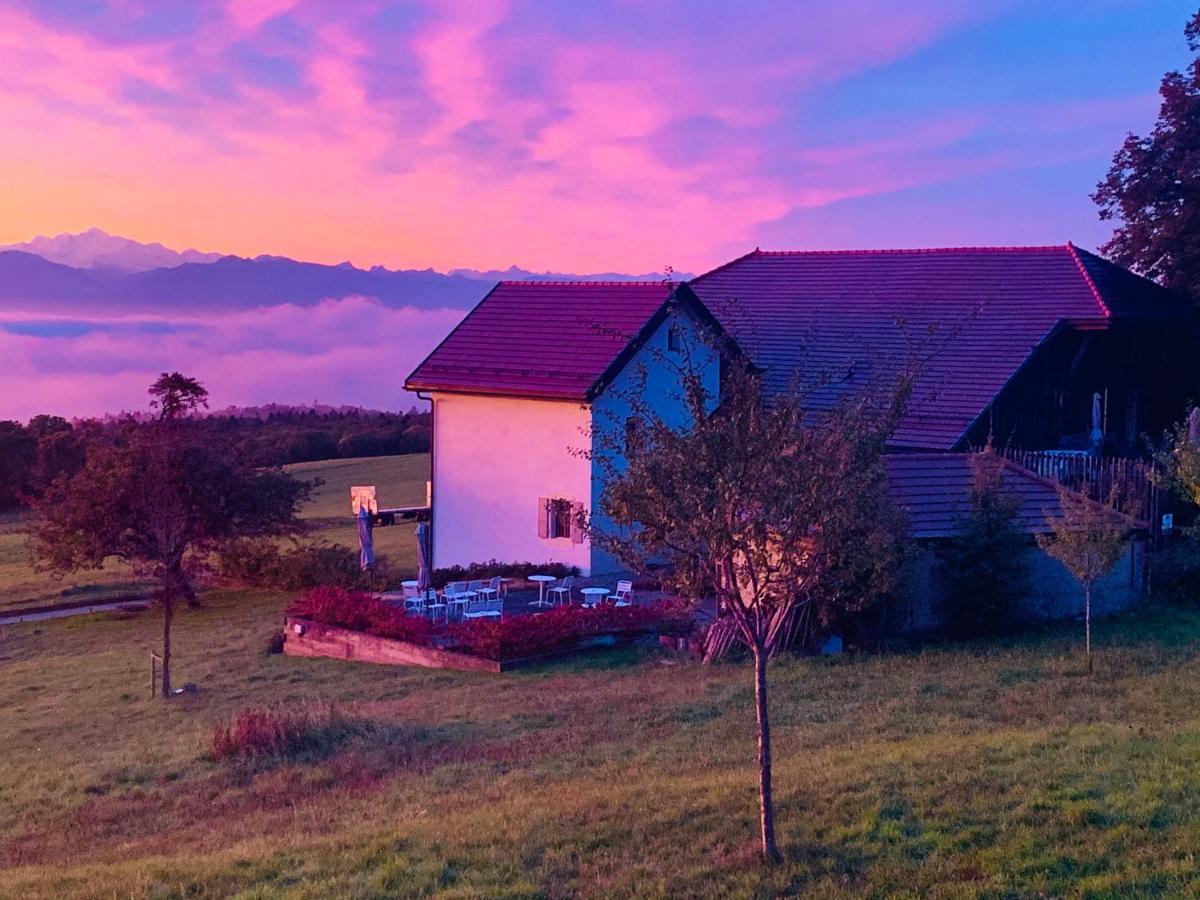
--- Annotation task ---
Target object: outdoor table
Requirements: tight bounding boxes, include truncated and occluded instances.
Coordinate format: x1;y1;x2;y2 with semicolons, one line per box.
400;579;419;589
579;587;609;608
497;577;513;598
528;574;557;607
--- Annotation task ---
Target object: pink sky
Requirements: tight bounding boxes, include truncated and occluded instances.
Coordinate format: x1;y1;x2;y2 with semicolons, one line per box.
1;1;1192;275
0;1;1194;418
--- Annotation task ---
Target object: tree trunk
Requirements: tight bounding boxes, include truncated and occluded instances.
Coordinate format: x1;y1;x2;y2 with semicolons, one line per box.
161;589;173;698
753;645;781;862
1084;583;1093;675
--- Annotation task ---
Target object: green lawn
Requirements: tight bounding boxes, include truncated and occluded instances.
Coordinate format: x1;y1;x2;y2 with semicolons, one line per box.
0;454;428;610
2;581;1200;896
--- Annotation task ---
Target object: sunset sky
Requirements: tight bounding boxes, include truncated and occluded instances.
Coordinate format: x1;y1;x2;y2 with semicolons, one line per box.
2;0;1195;273
1;1;1195;419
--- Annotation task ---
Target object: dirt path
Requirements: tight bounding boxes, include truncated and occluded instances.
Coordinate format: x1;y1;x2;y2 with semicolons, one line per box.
0;599;151;626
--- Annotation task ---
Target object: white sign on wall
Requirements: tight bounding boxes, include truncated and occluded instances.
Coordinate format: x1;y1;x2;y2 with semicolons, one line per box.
350;485;378;515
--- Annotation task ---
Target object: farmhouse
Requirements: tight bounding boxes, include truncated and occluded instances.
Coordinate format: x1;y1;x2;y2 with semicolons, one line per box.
406;244;1196;587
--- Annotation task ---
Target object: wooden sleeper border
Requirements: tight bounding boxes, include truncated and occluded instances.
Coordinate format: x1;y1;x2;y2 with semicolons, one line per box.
283;616;656;673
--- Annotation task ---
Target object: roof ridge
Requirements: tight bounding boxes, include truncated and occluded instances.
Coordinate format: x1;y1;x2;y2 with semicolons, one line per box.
688;247;763;284
753;245;1072;257
496;279;670;287
1065;242;1112;318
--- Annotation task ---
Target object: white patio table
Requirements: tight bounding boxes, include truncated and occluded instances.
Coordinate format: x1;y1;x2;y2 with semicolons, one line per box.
528;574;557;608
579;587;609;608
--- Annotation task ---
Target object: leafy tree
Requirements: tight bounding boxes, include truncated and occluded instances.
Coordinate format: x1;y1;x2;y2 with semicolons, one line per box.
0;421;36;508
31;375;313;698
936;450;1030;637
591;349;910;862
149;371;208;420
1159;406;1200;510
1093;10;1200;300
1036;487;1128;674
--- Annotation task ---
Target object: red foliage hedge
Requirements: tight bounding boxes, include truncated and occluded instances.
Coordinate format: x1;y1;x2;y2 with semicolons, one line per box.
288;586;693;662
287;586;434;644
445;599;694;661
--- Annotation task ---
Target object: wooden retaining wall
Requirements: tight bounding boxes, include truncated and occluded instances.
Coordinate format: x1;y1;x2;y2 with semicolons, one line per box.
283;617;502;673
283;617;659;673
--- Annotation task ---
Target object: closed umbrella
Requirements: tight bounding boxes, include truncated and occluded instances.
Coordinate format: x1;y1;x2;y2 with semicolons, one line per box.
357;506;375;571
1089;392;1103;447
416;521;431;592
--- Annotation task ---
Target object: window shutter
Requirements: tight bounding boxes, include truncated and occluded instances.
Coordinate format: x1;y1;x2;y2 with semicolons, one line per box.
570;501;586;544
536;497;549;539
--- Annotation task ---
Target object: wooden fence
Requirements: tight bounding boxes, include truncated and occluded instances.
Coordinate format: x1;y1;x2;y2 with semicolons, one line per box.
997;448;1164;540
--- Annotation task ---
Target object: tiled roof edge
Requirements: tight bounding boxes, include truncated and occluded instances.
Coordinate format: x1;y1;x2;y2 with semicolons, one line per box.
1066;242;1113;318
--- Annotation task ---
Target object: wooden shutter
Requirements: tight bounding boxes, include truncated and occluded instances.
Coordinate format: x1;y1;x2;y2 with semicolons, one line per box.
570;501;586;544
536;497;549;539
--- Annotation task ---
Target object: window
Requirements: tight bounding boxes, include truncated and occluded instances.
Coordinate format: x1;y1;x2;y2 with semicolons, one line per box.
538;496;581;542
550;498;573;539
667;324;683;354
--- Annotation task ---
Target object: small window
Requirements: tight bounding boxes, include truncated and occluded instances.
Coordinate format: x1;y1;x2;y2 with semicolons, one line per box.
667;324;683;354
549;498;573;539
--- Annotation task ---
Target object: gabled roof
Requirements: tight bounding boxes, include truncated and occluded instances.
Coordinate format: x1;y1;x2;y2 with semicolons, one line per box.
689;245;1192;450
405;281;679;401
885;452;1134;539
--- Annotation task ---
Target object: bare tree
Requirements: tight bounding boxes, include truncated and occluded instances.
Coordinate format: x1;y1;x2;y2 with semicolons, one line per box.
1037;487;1129;674
590;343;911;861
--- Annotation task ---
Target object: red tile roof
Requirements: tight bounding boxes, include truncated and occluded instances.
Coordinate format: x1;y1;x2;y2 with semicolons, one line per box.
689;245;1190;449
405;281;676;400
886;453;1073;539
406;247;1190;447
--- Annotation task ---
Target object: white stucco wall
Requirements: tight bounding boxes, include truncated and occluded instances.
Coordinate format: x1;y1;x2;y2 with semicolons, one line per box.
431;392;593;573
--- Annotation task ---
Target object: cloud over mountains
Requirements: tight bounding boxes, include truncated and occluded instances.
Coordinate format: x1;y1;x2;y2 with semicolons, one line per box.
0;230;678;420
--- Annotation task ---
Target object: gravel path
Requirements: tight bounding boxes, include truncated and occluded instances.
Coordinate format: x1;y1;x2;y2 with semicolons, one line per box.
0;599;151;626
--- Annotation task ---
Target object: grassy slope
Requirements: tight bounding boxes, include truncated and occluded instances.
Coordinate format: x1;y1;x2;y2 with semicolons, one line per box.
285;454;428;579
2;585;1200;897
0;454;428;610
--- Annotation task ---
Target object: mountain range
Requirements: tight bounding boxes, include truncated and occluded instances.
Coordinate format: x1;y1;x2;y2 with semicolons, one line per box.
0;229;682;315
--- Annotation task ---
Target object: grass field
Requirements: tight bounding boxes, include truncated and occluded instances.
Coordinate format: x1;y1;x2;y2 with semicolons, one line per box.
4;454;1200;896
0;454;428;610
3;580;1200;896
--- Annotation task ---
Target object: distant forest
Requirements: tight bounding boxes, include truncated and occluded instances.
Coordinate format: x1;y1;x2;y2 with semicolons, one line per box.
0;405;430;509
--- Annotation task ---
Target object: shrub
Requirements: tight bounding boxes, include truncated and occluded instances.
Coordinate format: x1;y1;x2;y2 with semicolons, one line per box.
1153;536;1200;605
446;599;692;661
935;453;1030;637
288;586;434;645
211;703;357;761
218;539;389;591
431;560;578;588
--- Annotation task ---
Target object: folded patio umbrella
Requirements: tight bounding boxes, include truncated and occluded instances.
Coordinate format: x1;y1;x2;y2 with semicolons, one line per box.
1090;392;1103;446
416;521;431;591
357;506;375;571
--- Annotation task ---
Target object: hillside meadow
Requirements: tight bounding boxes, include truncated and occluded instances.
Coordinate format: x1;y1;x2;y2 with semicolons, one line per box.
0;453;429;611
1;454;1200;896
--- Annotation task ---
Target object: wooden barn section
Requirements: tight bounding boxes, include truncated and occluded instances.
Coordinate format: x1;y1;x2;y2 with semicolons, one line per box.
884;453;1147;634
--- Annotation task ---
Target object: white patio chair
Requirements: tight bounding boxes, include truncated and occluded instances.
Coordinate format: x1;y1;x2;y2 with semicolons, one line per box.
402;584;425;614
423;589;447;624
443;581;476;620
485;592;503;618
463;598;501;620
547;575;575;605
475;576;501;603
609;580;634;607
